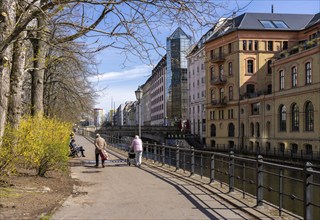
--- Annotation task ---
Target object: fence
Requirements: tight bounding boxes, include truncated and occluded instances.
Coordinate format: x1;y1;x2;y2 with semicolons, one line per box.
85;131;320;219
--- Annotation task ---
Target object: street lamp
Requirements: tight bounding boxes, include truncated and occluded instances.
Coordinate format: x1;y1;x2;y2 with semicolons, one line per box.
135;86;143;138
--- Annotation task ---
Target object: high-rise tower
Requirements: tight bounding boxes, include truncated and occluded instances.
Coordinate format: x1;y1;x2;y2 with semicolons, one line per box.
165;27;191;125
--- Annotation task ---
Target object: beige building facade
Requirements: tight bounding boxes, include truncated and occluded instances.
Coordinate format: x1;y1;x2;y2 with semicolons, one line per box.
205;12;320;156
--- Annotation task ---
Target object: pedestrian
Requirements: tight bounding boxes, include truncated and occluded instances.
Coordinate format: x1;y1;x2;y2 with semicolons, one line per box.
94;133;107;167
69;138;86;157
130;135;143;167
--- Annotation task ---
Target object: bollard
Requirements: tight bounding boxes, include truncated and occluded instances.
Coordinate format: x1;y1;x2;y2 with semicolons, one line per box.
256;155;264;206
229;151;234;192
175;145;180;171
210;153;215;183
190;147;195;176
304;162;313;220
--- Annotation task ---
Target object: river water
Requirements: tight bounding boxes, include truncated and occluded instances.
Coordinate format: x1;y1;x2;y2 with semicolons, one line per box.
146;148;320;219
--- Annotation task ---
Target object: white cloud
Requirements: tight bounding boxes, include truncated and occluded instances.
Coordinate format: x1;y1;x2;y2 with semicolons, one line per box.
90;64;152;83
93;64;153;111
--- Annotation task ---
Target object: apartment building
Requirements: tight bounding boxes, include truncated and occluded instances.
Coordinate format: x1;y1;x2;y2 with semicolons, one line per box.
205;12;320;155
187;19;230;144
150;55;166;125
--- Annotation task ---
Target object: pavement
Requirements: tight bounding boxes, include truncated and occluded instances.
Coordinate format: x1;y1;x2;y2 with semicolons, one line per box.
51;134;291;220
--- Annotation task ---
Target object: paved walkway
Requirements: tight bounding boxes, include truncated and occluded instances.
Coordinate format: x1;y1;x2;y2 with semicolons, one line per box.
52;134;285;220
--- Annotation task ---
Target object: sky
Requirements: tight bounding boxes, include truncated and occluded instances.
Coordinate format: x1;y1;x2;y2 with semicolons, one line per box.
90;0;320;112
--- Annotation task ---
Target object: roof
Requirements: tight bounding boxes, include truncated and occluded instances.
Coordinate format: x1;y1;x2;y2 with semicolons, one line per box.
167;27;190;40
207;12;317;42
239;13;314;30
306;12;320;28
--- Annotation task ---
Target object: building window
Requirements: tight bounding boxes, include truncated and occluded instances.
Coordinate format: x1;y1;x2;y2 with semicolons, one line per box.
219;64;224;78
252;103;260;115
228;109;234;119
260;20;275;28
305;144;313;155
210;66;214;80
254;40;259;50
267;41;273;51
292;66;298;87
210;111;215;120
292;103;299;131
247;60;254;74
248;40;253;50
229;86;233;101
267;60;272;74
256;122;260;137
267;84;272;94
228;123;235;137
228;43;232;53
305;62;312;84
279;70;285;90
243;40;247;50
219;88;224;101
283;41;288;50
228;62;233;76
279;105;286;131
291;144;298;154
211;89;215;101
246;84;255;94
279;143;285;153
210;50;213;59
305;101;314;131
219;110;224;119
210;124;216;137
250;123;254;137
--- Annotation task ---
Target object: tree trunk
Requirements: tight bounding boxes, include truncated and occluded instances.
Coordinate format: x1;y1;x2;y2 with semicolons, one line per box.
31;16;48;116
8;32;27;128
0;0;16;138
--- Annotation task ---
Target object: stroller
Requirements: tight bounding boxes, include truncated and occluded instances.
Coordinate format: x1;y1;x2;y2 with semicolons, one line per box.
127;149;136;166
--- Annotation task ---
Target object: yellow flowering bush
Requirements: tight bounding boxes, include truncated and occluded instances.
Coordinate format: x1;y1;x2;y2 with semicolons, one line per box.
0;114;71;177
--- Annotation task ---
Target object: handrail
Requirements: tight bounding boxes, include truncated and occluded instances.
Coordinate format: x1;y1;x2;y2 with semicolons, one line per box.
84;130;320;219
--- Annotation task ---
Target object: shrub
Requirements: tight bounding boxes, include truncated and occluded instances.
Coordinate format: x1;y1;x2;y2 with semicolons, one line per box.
0;114;71;177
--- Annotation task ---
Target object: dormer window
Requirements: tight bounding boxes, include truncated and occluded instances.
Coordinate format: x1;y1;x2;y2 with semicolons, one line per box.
260;20;289;29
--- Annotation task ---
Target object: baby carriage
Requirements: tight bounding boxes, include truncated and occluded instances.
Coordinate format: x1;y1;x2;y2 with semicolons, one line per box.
127;149;136;166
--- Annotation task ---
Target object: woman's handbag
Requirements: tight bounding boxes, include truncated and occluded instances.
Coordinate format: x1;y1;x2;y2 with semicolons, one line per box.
100;149;109;160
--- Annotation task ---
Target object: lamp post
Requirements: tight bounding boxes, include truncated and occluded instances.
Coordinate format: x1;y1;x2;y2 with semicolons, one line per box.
135;86;143;138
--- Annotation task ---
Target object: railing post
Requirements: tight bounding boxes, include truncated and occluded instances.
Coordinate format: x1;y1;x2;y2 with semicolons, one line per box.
210;153;215;183
256;155;264;206
279;169;283;216
304;162;313;220
229;151;234;192
162;143;165;165
175;145;180;171
146;142;149;161
153;142;157;163
190;147;195;176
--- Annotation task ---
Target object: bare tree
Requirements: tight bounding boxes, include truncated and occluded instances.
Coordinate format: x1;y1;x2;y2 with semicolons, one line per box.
0;0;238;137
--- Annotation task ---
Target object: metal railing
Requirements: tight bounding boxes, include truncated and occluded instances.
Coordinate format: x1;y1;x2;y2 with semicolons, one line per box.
87;131;320;219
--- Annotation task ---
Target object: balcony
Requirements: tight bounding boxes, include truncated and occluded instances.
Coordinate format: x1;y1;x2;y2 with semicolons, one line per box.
210;53;225;63
276;37;319;60
211;75;227;85
211;97;227;107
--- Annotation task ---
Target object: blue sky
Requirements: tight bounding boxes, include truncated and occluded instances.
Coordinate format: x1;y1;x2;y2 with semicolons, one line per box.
91;0;320;112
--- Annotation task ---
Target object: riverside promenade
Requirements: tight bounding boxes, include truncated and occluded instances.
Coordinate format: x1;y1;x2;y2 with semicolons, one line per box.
52;134;289;220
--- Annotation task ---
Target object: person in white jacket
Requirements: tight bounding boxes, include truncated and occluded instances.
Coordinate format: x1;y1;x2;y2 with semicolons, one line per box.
130;135;143;167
